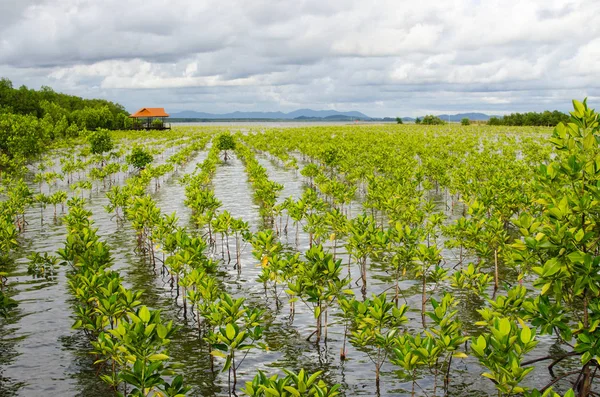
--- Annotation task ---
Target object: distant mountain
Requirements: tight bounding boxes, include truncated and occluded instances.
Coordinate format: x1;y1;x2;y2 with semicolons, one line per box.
294;115;358;121
169;109;371;120
168;110;498;123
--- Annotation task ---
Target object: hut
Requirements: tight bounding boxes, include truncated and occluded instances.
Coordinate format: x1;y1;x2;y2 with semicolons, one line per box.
129;108;171;130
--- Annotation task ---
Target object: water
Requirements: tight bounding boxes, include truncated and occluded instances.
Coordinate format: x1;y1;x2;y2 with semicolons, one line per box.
0;135;577;397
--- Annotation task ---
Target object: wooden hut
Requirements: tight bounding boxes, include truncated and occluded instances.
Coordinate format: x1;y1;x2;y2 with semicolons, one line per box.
129;108;171;130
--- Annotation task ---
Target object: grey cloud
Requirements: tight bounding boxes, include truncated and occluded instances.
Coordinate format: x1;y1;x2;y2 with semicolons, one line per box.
0;0;599;117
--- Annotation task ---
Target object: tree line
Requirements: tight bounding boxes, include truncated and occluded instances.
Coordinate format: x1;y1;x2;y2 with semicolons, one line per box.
398;111;569;126
487;110;569;126
0;78;132;159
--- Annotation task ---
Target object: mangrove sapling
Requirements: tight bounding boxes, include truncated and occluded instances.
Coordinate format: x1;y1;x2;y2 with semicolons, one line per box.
128;195;161;265
304;212;328;248
185;269;219;336
300;163;320;189
340;293;408;391
126;146;154;171
110;306;182;396
165;231;209;300
154;212;181;266
59;197;189;396
346;214;378;297
477;211;509;293
286;244;350;343
205;293;266;394
216;133;236;161
92;331;128;393
423;206;445;249
0;214;19;261
391;333;424;396
34;192;50;222
104;162;122;186
324;208;349;261
387;222;421;307
415;243;443;328
211;211;234;262
70;179;93;199
4;178;33;232
259;253;300;310
249;230;283;291
475;285;531;325
88;129;114;167
187;189;221;243
284;197;307;247
105;186;129;221
424;293;469;394
230;218;249;270
450;262;494;296
48;190;67;219
241;368;341;397
470;317;538;396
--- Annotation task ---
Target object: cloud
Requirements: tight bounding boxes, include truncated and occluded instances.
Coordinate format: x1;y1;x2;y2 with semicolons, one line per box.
0;0;598;117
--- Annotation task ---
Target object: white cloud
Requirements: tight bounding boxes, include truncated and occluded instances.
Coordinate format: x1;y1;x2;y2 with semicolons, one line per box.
0;0;598;117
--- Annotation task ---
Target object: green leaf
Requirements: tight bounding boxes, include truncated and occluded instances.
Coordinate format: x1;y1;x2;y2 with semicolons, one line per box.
541;282;552;295
283;386;301;396
498;318;511;335
157;324;168;339
573;99;585;117
520;325;531;343
564;389;575;397
148;353;169;361
226;323;236;340
138;306;151;323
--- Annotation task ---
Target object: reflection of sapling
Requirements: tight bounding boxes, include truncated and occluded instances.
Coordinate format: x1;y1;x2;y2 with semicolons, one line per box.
126;147;154;170
0;291;18;319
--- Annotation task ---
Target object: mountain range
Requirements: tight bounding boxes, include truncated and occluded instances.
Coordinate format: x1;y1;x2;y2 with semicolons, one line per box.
169;109;371;120
168;109;495;122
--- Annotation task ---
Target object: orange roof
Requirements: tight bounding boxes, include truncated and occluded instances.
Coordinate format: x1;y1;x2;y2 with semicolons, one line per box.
129;107;170;118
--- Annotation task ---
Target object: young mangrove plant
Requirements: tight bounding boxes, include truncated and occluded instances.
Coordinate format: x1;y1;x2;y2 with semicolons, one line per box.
287;244;351;343
340;293;408;391
205;293;266;394
241;368;341;397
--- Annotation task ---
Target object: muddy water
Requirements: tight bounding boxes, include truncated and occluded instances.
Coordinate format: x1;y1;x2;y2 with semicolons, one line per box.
0;138;574;397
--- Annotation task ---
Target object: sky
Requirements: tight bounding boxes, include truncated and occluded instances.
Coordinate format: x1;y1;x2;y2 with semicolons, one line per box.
0;0;599;117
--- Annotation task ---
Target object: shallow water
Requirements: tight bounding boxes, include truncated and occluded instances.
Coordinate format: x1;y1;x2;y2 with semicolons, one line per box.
0;135;578;397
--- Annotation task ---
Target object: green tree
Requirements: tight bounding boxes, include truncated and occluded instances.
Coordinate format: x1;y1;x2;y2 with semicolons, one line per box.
396;117;403;124
0;112;48;158
126;147;154;170
88;128;114;155
488;116;503;126
461;118;470;125
511;99;600;395
217;133;236;161
421;115;446;125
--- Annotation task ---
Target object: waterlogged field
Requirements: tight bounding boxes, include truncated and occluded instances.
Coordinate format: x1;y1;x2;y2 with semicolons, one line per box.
0;109;599;397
